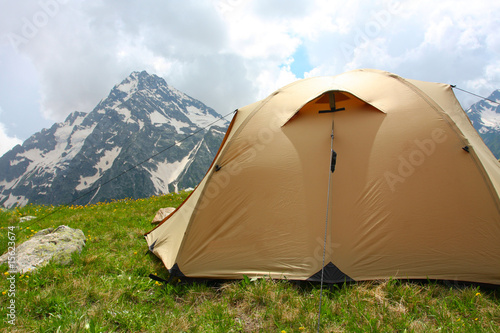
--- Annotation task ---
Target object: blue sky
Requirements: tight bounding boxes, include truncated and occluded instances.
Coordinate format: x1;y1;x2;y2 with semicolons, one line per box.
290;45;312;78
0;0;499;156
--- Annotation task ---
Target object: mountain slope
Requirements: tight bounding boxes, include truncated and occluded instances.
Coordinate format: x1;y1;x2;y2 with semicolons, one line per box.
465;89;500;158
0;71;229;208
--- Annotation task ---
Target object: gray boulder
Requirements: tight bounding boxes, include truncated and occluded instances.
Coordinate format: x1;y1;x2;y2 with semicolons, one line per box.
19;216;37;223
0;225;86;273
152;207;176;224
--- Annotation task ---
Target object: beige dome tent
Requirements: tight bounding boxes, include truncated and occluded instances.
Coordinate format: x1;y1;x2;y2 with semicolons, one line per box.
145;69;500;285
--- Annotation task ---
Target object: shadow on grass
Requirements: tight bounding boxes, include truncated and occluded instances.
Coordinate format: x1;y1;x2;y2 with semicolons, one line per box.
153;274;500;301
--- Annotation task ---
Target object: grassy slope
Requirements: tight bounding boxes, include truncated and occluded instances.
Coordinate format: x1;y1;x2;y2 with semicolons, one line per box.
0;192;498;332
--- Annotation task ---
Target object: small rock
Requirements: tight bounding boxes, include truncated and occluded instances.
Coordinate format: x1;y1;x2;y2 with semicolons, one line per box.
152;207;176;224
19;216;37;223
0;225;86;273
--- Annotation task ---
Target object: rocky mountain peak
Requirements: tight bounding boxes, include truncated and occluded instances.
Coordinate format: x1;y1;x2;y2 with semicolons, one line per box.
489;89;500;102
113;70;164;95
0;71;229;208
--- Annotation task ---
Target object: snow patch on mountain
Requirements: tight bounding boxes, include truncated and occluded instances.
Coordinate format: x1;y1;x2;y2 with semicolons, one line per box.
10;158;23;166
147;140;203;193
14;116;97;183
116;106;133;123
18;149;47;178
69;125;96;150
76;146;122;191
210;128;226;136
3;194;28;208
0;178;21;191
479;106;500;131
116;75;139;95
149;110;169;124
147;156;191;194
168;118;191;133
137;119;144;130
185;106;220;128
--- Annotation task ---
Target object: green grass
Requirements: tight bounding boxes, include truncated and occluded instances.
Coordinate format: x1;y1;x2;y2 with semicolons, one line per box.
0;191;499;332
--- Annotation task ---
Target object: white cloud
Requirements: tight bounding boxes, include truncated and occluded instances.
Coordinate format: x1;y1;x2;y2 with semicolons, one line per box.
301;0;500;104
0;0;499;139
0;120;22;157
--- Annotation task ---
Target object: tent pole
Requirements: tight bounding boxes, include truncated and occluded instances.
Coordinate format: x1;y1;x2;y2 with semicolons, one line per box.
317;119;335;332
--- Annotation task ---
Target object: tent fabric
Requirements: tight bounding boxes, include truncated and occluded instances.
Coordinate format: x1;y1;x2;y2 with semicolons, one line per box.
145;69;500;285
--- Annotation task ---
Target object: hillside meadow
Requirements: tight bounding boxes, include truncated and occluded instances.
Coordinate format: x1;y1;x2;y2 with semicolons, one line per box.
0;191;499;332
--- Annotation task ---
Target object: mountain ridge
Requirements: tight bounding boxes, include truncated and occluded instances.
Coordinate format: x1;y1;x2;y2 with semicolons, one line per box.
465;89;500;158
0;71;229;208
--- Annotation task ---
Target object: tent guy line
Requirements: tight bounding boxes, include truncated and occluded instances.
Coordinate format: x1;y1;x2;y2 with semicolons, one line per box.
452;86;500;106
21;110;237;229
317;120;336;333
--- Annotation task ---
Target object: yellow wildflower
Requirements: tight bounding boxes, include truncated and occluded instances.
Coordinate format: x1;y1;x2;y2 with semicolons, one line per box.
299;327;305;331
475;292;481;296
2;291;6;295
4;272;8;276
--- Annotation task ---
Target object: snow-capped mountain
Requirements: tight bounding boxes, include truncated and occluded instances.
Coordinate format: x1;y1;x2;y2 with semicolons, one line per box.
466;89;500;158
0;71;229;208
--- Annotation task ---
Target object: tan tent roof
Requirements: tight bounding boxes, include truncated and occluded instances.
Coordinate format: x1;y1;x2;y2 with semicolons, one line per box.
146;69;500;285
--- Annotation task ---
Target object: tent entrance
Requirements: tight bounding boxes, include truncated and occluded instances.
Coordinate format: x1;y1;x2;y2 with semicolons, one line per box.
282;91;386;279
